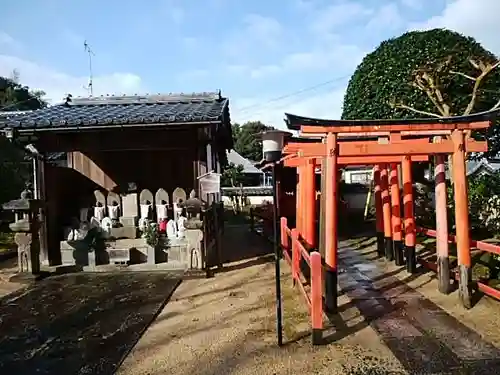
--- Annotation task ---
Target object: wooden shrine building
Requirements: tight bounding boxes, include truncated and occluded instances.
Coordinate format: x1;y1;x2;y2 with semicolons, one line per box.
0;92;232;269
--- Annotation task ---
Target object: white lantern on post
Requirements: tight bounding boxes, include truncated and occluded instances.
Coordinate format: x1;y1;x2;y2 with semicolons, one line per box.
259;130;292;163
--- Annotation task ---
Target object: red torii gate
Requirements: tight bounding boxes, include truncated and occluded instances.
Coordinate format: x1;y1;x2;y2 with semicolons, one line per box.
281;110;494;310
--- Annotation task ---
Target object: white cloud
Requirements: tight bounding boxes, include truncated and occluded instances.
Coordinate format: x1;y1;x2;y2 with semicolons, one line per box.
0;32;19;48
0;54;144;104
366;3;404;33
310;2;373;35
222;14;283;60
410;0;500;55
400;0;422;10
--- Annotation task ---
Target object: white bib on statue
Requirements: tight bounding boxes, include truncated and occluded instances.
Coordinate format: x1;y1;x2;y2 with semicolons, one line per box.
138;217;149;232
108;205;119;220
93;206;105;221
166;220;177;239
101;217;113;238
156;204;168;221
140;204;151;219
177;216;187;239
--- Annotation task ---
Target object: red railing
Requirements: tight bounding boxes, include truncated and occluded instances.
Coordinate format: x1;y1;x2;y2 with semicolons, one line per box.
280;217;323;345
416;226;500;300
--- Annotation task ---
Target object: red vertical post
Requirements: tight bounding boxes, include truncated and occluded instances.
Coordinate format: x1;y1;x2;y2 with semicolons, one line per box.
280;217;289;250
380;164;393;260
390;163;404;265
291;228;299;286
304;158;316;248
434;136;451;294
451;130;472;309
402;156;416;273
296;166;302;234
324;133;338;313
374;165;384;257
310;251;323;345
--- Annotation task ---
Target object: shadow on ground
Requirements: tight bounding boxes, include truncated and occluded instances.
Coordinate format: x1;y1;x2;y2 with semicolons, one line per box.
217;217;274;274
325;237;500;374
0;272;180;374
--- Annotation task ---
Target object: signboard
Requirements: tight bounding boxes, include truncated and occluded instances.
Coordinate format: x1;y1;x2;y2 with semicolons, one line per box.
198;172;221;194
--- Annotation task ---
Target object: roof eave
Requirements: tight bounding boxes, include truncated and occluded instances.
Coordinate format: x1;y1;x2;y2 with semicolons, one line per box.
8;119;223;134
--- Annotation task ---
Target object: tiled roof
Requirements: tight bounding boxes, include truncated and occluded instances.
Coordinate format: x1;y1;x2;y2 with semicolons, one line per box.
0;92;229;130
226;150;263;174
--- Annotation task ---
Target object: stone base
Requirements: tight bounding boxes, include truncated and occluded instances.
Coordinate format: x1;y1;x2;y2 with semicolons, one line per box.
59;234;205;270
110;226;137;239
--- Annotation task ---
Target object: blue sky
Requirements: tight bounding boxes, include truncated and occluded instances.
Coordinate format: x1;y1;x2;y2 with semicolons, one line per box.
1;0;499;128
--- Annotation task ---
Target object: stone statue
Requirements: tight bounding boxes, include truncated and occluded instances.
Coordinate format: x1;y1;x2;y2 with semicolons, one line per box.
101;217;113;239
139;199;152;233
92;190;106;223
177;214;187;239
155;189;169;222
182;190;205;229
166;219;177;240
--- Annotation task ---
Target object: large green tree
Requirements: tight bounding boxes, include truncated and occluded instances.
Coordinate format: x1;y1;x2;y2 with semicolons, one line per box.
0;73;47;203
342;28;500;157
232;121;274;162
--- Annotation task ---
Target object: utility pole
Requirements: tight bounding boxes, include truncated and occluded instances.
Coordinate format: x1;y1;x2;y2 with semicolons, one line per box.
83;40;95;96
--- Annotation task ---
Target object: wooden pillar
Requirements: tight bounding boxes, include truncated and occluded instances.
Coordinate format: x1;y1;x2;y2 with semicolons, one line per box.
390;163;404;265
451;130;472;309
34;156;49;265
374;165;384;257
380;164;393;260
324;133;338;313
435;137;452;294
304;158;316;248
296;166;302;232
402;156;416;273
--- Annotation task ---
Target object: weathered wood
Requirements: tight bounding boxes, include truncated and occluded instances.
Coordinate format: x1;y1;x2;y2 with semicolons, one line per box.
67;151;118;191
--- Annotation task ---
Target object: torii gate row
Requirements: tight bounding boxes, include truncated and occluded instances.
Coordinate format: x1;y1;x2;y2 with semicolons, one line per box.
281;110;494;311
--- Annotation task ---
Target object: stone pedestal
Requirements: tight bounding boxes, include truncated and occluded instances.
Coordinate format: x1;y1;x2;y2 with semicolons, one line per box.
185;229;204;269
14;232;40;274
119;193;138;239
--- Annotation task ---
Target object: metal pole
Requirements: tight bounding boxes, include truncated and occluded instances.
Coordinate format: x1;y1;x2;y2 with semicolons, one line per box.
272;163;283;346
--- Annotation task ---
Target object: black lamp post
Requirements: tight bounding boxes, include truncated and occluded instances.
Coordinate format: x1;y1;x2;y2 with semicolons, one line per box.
259;129;292;347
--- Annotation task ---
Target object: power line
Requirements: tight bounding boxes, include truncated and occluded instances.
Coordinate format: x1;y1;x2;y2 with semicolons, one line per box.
236;74;351;114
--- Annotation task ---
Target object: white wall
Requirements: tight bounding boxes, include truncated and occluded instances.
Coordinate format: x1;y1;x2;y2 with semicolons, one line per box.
222;195;273;207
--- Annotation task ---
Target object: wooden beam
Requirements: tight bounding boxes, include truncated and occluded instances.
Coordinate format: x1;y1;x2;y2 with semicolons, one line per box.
67;151;118;191
300;121;490;134
298;139;487;157
283;155;429;168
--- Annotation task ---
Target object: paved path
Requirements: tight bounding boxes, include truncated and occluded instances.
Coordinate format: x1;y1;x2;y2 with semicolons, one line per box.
337;240;500;374
0;272;179;374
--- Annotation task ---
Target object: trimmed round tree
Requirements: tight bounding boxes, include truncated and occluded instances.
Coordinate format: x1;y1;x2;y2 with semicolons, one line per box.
342;28;500;157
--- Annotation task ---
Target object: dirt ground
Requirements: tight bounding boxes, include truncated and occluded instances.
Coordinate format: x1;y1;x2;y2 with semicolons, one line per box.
2;227;500;374
118;229;500;375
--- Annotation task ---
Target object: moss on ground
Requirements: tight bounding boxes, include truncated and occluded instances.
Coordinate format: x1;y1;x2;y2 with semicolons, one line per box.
0;232;14;253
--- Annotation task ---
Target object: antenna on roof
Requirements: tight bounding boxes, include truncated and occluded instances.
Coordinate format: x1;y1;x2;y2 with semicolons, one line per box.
83;40;95;96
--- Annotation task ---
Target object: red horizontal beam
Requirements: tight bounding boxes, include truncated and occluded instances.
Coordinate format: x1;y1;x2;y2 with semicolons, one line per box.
416;227;500;256
300;121;490;134
298;140;487;157
283;155;428;167
284;138;429;154
418;258;500;301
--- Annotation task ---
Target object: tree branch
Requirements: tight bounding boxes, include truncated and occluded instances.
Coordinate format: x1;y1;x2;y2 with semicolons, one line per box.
449;70;476;81
491;97;500;111
390;101;443;118
464;60;500;115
